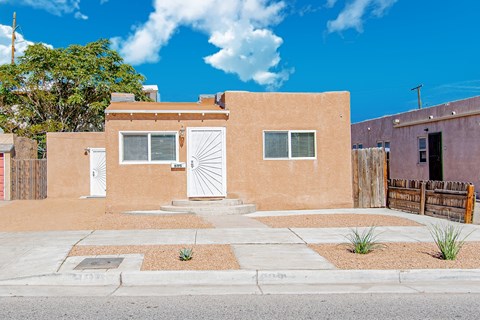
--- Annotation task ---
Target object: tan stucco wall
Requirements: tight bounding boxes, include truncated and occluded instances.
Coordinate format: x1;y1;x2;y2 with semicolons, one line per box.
105;91;353;213
47;132;105;198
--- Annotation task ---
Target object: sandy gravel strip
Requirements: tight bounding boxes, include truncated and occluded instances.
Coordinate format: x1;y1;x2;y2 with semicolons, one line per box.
255;214;422;228
69;244;240;270
310;242;480;270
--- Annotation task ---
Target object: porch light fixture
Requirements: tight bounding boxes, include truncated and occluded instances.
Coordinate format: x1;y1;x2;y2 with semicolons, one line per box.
393;119;400;125
179;126;185;147
428;115;434;119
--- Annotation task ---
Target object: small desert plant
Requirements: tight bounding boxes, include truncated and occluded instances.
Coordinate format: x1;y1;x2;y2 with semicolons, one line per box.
179;248;194;261
429;224;472;260
345;226;384;254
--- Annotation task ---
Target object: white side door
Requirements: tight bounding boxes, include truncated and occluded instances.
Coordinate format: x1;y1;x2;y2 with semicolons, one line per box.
187;127;226;198
90;148;106;197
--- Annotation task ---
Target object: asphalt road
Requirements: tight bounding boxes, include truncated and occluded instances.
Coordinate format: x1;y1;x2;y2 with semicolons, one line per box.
0;293;478;319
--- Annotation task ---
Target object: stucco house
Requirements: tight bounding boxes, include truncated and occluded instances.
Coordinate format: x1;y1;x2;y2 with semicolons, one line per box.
48;91;353;213
351;96;480;197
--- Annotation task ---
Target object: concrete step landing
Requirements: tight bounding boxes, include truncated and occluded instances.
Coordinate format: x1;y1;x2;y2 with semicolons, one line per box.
160;199;256;215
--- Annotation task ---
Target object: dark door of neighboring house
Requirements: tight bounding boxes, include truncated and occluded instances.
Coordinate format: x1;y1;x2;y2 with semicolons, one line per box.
428;132;443;181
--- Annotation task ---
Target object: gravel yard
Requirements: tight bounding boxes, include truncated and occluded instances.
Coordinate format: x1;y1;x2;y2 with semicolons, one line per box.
0;198;212;231
69;245;240;270
255;214;422;228
310;242;480;269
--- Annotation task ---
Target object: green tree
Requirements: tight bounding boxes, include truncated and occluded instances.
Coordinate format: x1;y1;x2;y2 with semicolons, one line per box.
0;39;148;157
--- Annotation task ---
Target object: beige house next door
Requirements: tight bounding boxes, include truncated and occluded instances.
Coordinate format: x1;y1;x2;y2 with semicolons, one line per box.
187;127;226;198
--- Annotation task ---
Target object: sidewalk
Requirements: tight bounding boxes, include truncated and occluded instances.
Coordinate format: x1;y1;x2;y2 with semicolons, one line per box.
0;208;479;296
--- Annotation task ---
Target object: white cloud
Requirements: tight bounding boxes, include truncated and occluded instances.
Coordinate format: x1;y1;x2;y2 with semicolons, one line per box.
0;0;88;19
327;0;397;33
112;0;291;89
325;0;338;8
74;12;88;20
0;24;52;65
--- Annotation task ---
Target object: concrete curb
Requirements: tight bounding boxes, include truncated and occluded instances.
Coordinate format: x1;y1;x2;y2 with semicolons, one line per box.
121;270;257;286
1;269;480;287
0;273;120;286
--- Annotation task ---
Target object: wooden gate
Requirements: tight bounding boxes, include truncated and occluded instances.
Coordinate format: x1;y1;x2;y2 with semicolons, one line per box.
352;148;387;208
11;159;47;200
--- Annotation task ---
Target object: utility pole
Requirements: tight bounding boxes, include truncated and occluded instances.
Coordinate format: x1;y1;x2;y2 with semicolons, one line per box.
411;84;423;109
11;12;17;65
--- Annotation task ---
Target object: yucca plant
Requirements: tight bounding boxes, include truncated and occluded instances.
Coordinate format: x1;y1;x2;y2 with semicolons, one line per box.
429;224;472;260
345;226;384;254
179;248;194;261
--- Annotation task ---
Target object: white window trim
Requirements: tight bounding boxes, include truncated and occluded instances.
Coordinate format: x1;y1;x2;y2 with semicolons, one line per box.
263;130;317;160
418;136;427;164
119;131;179;165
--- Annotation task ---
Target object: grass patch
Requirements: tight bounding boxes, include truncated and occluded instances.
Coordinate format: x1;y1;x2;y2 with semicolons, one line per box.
345;226;384;254
429;224;472;260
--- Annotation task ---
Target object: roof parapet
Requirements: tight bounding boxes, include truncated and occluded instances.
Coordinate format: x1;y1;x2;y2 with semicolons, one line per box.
111;93;135;102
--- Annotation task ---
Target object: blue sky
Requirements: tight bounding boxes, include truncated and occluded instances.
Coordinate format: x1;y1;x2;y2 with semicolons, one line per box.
0;0;479;123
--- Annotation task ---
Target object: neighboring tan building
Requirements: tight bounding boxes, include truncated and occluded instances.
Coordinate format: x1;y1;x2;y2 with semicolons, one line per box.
351;96;480;196
0;133;38;200
47;91;353;213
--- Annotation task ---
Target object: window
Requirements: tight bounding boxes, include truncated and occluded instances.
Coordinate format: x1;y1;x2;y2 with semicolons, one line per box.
384;141;390;152
120;132;178;164
418;137;427;163
352;144;357;150
377;141;383;148
358;144;363;149
264;130;316;159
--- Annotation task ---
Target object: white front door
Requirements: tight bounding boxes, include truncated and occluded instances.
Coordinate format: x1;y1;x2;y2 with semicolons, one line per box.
187;127;226;198
89;148;106;197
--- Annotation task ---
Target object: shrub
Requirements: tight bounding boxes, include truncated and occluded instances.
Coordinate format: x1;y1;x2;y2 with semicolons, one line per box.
179;248;194;261
429;224;472;260
345;226;384;254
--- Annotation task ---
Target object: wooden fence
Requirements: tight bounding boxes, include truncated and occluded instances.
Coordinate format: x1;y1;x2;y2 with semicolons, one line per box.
11;159;47;200
388;179;475;223
352;148;387;208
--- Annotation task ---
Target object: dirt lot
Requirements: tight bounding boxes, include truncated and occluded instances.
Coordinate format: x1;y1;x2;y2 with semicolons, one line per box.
310;242;480;269
70;244;239;270
255;214;422;228
0;198;212;231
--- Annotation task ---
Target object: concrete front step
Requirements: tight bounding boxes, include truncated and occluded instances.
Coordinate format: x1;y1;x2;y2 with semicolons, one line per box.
171;199;243;207
160;204;256;215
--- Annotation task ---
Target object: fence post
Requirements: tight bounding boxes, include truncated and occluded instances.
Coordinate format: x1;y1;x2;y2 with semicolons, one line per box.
465;185;475;224
419;182;426;215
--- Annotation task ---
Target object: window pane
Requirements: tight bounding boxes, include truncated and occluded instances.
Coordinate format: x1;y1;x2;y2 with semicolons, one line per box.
377;142;383;148
384;141;390;150
264;132;288;158
419;150;427;163
123;135;148;161
291;132;315;158
151;134;176;161
352;145;357;150
358;144;363;149
419;138;426;150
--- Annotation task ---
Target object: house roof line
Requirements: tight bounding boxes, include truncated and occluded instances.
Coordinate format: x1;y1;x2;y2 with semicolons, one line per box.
105;109;230;115
352;95;480;125
394;109;480;128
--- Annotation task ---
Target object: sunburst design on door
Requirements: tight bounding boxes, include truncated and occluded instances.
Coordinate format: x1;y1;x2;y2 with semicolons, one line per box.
90;149;106;196
188;129;225;197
